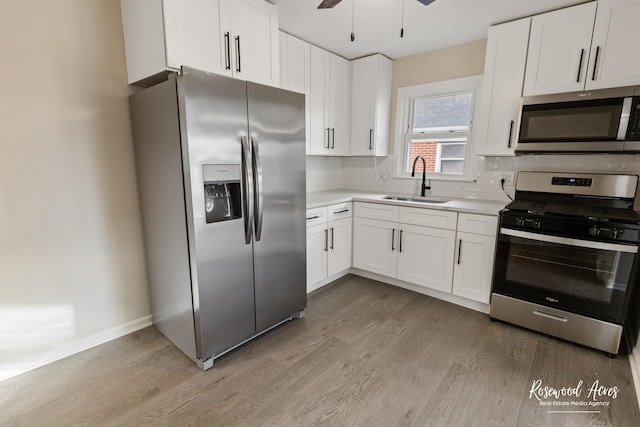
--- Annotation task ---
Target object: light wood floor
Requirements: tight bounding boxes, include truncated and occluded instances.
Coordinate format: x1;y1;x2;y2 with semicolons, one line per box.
2;275;639;426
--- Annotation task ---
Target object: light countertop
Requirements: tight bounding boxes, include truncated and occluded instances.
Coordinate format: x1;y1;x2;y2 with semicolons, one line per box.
307;190;507;216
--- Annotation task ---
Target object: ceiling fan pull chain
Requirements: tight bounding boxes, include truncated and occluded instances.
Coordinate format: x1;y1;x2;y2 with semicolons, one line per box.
351;0;355;42
401;0;406;38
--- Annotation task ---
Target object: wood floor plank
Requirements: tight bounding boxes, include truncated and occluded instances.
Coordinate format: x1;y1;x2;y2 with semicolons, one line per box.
516;335;640;426
1;275;638;427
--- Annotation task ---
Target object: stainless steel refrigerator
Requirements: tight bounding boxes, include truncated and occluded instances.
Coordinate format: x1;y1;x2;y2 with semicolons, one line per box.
129;67;306;370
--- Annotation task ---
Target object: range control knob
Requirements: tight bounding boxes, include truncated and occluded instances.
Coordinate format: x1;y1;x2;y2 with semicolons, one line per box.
588;226;600;237
516;217;525;227
532;219;541;229
610;228;623;239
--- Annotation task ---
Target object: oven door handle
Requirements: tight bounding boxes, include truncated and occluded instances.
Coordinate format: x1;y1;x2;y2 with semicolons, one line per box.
500;228;639;254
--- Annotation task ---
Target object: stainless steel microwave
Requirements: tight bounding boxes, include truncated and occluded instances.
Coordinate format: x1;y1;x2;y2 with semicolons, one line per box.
515;86;640;153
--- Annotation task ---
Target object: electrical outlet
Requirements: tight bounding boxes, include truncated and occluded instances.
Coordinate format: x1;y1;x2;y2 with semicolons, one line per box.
500;172;515;185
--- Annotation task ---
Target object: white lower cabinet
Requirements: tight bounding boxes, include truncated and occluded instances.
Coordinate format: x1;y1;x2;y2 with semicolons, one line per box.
353;203;457;294
396;224;456;293
452;213;498;304
306;222;328;286
306;203;352;292
327;218;352;276
352;202;498;305
352;217;397;277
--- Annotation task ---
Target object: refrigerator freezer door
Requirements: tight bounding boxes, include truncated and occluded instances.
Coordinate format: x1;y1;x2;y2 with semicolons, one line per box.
178;68;256;359
247;82;307;331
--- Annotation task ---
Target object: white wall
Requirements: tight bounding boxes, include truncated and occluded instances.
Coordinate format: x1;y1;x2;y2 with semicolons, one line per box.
0;0;150;381
307;156;344;192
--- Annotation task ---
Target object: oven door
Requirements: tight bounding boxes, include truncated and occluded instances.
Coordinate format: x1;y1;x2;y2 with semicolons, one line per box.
493;228;639;323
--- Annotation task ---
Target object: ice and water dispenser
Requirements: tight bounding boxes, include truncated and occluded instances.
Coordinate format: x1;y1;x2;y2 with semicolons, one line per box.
203;164;242;224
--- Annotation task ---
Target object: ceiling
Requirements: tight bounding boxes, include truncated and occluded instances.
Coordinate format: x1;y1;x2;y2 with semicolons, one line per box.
271;0;588;60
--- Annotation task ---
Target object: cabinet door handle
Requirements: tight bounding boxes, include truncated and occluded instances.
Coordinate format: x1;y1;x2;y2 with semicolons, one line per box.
330;227;334;250
576;48;584;83
399;230;403;253
457;239;462;265
331;128;335;149
326;128;330;149
224;32;231;70
369;129;373;150
507;120;514;148
235;35;241;73
591;46;600;81
324;229;328;252
391;228;395;251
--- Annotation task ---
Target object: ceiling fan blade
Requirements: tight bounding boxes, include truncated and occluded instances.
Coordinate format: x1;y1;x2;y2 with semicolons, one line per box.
416;0;437;5
318;0;343;9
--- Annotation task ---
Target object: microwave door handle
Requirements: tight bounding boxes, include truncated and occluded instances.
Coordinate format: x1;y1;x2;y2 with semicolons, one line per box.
251;136;264;241
618;98;633;140
241;136;254;244
508;120;514;148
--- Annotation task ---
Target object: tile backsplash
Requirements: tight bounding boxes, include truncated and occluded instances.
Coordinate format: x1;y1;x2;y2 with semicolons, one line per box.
335;153;640;202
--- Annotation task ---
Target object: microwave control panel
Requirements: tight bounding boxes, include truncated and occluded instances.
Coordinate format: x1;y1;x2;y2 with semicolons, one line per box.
627;97;640;141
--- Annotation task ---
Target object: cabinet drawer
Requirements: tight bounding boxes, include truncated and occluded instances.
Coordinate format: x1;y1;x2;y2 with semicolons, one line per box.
306;206;328;227
399;207;457;230
328;202;352;221
457;213;498;236
354;202;400;222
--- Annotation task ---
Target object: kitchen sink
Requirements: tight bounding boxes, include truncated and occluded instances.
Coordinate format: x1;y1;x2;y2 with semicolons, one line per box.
384;196;449;204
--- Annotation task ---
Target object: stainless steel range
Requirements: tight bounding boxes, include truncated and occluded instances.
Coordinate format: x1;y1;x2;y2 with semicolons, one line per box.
491;172;640;355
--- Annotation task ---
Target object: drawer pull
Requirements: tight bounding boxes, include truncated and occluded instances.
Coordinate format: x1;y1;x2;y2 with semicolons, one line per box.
533;310;568;323
306;215;320;221
333;209;350;215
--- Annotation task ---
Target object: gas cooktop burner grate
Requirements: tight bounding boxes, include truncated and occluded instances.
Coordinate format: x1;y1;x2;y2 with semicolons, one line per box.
505;200;640;224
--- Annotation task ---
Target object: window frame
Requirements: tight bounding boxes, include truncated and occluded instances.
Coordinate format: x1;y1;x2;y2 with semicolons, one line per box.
394;75;483;182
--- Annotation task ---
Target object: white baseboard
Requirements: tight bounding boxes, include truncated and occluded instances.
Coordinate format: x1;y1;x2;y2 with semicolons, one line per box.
0;315;152;383
307;269;350;294
350;268;490;314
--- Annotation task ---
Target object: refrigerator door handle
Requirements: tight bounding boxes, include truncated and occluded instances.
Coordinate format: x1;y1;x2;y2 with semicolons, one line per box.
241;136;254;244
251;136;264;241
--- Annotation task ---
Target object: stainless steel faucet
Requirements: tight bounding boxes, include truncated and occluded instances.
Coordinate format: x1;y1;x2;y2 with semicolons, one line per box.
411;155;431;197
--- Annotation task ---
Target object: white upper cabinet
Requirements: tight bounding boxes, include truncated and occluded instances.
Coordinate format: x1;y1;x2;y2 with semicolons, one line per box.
523;2;597;96
587;0;640;89
226;0;279;87
279;33;310;95
280;32;311;152
350;54;393;156
476;18;531;156
309;47;331;155
162;0;228;79
524;0;640;96
120;0;279;87
309;46;351;156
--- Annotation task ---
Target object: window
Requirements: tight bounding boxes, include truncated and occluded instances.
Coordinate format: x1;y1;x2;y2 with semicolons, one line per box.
395;76;482;181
